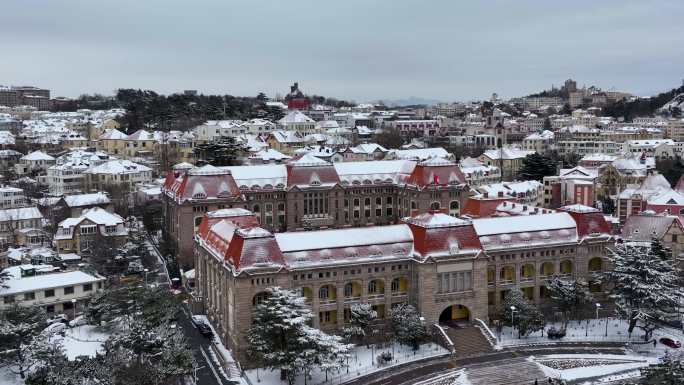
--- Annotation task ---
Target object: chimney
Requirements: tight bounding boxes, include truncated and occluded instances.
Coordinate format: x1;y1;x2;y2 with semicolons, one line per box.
512;203;516;209
503;201;507;207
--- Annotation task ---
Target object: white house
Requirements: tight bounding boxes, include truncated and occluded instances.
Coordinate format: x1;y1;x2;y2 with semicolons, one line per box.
0;264;105;317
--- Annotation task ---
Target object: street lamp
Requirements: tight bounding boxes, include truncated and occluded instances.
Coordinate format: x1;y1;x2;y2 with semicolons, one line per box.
71;299;77;320
144;268;149;286
510;306;517;337
595;303;601;320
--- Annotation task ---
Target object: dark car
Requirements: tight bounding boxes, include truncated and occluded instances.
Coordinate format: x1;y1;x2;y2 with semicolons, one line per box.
659;337;681;348
197;322;213;337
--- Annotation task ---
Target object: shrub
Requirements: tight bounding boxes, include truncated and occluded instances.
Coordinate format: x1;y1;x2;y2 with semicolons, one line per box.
376;351;393;366
547;327;566;339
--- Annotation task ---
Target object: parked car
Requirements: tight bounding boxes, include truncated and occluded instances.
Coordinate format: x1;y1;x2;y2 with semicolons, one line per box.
197;322;213;337
47;314;69;326
659;337;681;348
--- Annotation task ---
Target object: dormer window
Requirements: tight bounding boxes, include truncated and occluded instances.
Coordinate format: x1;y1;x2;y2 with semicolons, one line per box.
192;193;206;199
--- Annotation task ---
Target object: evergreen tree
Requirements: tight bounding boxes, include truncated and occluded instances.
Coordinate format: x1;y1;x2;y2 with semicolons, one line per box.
639;356;684;384
519;153;557;181
0;305;48;379
247;287;351;384
602;195;616;215
600;240;682;340
342;303;377;343
389;304;427;350
497;289;545;337
546;277;593;325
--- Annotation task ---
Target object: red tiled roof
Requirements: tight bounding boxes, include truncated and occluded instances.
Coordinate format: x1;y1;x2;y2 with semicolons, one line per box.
406;162;466;188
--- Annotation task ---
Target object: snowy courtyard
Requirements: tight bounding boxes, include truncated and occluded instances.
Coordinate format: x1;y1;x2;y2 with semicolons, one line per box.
495;317;684;351
244;342;448;385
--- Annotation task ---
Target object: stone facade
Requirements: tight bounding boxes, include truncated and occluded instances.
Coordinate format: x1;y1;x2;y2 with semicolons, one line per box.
163;157;470;267
193;206;613;363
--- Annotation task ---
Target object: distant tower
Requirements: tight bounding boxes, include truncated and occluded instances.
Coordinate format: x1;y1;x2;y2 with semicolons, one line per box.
286;82;310;110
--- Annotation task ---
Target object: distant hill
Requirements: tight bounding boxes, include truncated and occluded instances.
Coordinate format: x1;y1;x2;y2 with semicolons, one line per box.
379;96;442;107
603;84;684;121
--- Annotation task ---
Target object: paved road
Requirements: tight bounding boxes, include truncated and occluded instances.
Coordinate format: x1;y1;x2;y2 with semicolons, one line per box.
140;225;234;385
177;305;236;385
350;345;626;385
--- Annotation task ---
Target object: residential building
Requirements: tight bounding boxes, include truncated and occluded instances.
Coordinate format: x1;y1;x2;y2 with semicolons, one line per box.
14;150;56;176
522;130;554;153
54;208;128;255
0;186;28;209
621;213;684;263
0;264;104;317
478;147;534;181
277;111;316;134
0;207;44;247
83;159;153;193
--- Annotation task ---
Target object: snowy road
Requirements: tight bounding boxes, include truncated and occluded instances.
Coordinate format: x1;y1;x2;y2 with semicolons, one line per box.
177;305;238;385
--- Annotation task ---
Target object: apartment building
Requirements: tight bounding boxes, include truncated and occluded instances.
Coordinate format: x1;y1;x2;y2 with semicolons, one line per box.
0;264;104;317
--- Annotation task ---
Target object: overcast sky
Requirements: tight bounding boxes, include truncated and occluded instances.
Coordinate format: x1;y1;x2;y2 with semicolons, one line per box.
2;0;683;102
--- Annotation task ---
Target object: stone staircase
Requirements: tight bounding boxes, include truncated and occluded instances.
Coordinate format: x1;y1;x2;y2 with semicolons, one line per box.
442;325;494;357
464;358;547;385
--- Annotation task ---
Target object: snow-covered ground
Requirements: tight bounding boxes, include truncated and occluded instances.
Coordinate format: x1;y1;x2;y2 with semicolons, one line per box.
50;324;110;359
530;354;660;383
0;324;110;385
244;342;448;385
496;317;683;351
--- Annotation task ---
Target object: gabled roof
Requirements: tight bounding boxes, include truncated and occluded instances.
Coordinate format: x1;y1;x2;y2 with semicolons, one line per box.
621;213;682;241
278;110;314;124
22;150;54;161
99;128;128;140
405;158;466;187
63;192;111;208
163;166;241;202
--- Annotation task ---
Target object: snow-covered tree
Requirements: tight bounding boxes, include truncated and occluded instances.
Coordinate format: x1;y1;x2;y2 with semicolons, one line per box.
389;303;427;350
0;305;49;379
247;287;351;384
600;241;682;340
86;284;180;329
498;289;545;337
639;356;684;384
342;303;377;343
546;276;593;324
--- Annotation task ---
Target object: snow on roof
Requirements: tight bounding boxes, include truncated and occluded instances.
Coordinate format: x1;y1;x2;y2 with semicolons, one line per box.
98;128;128;140
173;162;194;170
482;147;534;160
0;268;103;296
188;164;230;176
560;204;599;213
581;153;617;162
647;189;684;205
221;164;287;188
524;130;554;140
473;212;576;236
275;225;413;252
63;192;110;208
289;153;331;167
85;159;151;174
250;148;291;161
404;212;471;228
0;207;43;222
207;208;253;218
278;110;314;124
388;147;451;161
22;150;55;161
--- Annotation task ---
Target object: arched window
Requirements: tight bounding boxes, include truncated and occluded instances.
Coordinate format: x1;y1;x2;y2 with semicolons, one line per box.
253;204;260;213
560;260;573;275
252;292;268;306
588;257;603;272
430;201;441;210
319;286;329;299
368;280;377;294
449;201;459;216
391;278;400;292
344;283;353;297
